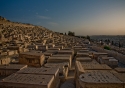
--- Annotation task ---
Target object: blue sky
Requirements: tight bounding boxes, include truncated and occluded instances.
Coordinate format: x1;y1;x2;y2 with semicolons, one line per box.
0;0;125;35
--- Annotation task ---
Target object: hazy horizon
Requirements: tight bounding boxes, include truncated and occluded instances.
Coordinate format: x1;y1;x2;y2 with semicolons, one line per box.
0;0;125;35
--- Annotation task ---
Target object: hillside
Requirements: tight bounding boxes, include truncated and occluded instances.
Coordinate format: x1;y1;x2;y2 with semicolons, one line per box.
0;16;63;43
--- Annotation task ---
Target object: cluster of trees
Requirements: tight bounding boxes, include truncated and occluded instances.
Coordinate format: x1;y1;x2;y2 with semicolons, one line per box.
63;31;75;36
67;31;75;36
60;31;91;41
86;35;90;41
66;31;91;40
60;31;75;36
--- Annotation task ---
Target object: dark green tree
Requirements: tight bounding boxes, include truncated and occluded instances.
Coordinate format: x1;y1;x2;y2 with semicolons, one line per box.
111;41;114;45
104;46;110;50
86;35;90;41
60;33;63;35
65;32;67;35
119;41;121;48
68;31;75;36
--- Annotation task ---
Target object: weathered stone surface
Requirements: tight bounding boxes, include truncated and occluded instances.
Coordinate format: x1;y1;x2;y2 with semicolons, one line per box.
79;70;123;88
80;59;99;64
58;50;74;56
0;55;10;65
44;62;69;77
98;56;118;68
0;64;27;76
93;52;108;60
82;63;112;70
75;61;85;78
0;74;54;88
47;56;72;68
17;67;60;88
75;61;85;88
76;57;92;62
115;67;125;73
19;51;45;67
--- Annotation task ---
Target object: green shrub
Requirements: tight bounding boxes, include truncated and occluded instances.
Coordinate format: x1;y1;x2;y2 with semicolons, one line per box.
104;46;110;50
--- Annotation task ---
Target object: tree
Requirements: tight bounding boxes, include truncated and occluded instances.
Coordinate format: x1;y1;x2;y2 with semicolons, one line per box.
81;36;85;38
60;33;63;35
68;31;75;36
104;46;110;50
111;41;114;45
86;35;90;41
65;32;67;35
119;41;121;48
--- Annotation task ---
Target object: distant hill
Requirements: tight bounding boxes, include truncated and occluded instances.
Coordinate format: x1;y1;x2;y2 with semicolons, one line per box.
0;16;62;43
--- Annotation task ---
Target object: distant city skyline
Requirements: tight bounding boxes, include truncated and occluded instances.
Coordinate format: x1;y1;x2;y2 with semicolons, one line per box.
0;0;125;35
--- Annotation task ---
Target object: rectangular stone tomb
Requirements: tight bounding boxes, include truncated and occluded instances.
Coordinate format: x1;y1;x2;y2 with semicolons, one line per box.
73;46;83;48
44;62;69;77
52;54;73;60
27;45;38;50
79;70;123;88
57;50;74;56
17;67;60;88
0;55;10;65
48;48;60;50
43;52;53;56
0;64;27;76
99;56;118;67
78;50;89;53
43;63;68;79
114;67;125;73
7;50;16;56
52;54;71;57
76;57;92;62
80;59;99;65
62;48;72;50
47;56;72;68
17;67;59;76
0;74;54;88
37;45;48;51
75;61;85;78
19;51;45;67
45;50;58;54
7;46;19;50
47;43;55;48
54;46;64;49
112;73;125;87
109;59;118;67
98;56;113;64
80;48;89;50
93;52;108;59
76;52;89;57
82;63;112;70
29;50;42;53
75;61;85;88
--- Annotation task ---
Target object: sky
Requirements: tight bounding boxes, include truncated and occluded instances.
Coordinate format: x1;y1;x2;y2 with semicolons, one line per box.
0;0;125;35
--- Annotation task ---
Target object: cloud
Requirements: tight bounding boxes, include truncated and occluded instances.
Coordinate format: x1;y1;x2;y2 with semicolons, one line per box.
48;22;58;26
37;15;50;19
